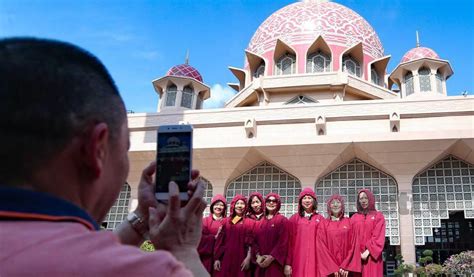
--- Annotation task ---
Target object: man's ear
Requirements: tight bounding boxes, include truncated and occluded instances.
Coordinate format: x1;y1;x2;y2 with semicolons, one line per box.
81;123;109;179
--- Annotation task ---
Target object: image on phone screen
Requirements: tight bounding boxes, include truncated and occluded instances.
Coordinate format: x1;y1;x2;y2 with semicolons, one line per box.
155;127;192;201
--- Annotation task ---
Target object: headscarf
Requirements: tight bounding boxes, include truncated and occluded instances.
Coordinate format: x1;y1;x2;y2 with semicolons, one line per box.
298;187;318;217
210;194;227;217
326;194;345;219
247;192;265;217
356;188;377;213
230;194;248;218
264;192;281;216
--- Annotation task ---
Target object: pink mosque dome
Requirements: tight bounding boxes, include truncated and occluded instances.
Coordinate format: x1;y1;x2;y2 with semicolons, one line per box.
247;0;384;60
166;63;203;82
401;46;440;63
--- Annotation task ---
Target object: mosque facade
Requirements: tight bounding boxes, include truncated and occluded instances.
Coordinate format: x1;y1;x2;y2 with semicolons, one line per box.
102;1;474;273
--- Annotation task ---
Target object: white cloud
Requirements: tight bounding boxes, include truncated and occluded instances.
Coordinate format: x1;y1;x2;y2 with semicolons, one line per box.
132;50;160;61
203;84;236;109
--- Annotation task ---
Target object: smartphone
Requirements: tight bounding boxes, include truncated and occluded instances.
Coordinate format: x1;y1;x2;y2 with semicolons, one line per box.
155;124;193;202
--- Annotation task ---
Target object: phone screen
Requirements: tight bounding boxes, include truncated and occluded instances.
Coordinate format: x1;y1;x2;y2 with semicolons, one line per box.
156;130;192;198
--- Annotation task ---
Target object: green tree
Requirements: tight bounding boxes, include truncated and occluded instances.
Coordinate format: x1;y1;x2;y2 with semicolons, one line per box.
394;263;414;276
424;264;443;276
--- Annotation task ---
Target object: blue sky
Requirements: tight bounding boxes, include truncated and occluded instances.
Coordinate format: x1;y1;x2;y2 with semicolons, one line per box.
1;0;473;112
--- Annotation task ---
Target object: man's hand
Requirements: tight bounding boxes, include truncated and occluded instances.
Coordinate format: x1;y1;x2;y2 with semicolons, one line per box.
135;161;158;221
148;177;208;277
113;161;161;245
135;161;200;222
284;265;292;277
148;179;207;252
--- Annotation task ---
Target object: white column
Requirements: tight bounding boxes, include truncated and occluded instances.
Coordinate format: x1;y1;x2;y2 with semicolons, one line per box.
175;85;184;108
396;175;417;265
430;68;437;93
206;179;226;196
191;89;198;109
442;78;448;96
158;91;164;112
412;69;420;94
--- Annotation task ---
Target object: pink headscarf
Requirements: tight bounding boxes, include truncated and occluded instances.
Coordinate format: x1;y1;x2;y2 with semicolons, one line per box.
210;194;227;217
326;194;345;219
264;192;281;216
230;194;248;218
298;187;318;216
356;189;377;213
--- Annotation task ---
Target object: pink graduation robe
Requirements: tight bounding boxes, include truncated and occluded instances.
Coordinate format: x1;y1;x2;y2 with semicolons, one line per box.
286;187;324;277
316;194;361;276
253;193;289;277
247;192;265;277
350;189;386;277
214;194;254;277
198;194;227;274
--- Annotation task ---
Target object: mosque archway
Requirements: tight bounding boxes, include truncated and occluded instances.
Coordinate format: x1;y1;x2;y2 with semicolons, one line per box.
412;155;474;263
225;161;302;217
315;158;400;246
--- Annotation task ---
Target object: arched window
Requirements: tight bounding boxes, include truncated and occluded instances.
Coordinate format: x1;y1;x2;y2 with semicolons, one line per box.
412;156;474;246
371;67;380;85
276;53;296;75
254;62;265;78
419;67;431;92
404;72;414;96
165;84;177;106
226;162;302;217
315;159;400;245
435;70;443;94
102;183;131;230
342;56;361;77
307;51;331;73
201;177;214;217
285;95;317;105
181;86;194;108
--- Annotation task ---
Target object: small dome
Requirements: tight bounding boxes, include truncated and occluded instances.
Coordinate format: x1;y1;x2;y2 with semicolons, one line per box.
166;64;203;82
401;47;440;63
167;136;181;147
247;1;384;59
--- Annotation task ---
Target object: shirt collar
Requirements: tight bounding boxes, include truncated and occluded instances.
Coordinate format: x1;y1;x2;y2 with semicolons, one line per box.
0;186;99;230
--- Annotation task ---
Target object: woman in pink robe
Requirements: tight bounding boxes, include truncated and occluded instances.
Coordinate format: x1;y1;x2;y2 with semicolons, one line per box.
285;187;325;277
247;192;265;276
247;192;265;221
198;194;227;274
214;194;254;277
254;193;289;277
316;195;361;276
350;189;386;277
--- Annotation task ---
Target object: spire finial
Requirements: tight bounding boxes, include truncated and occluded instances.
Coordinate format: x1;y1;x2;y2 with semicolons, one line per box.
416;31;420;47
185;50;189;65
